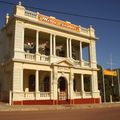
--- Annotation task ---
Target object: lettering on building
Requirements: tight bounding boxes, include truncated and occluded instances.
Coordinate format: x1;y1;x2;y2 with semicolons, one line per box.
38;14;80;32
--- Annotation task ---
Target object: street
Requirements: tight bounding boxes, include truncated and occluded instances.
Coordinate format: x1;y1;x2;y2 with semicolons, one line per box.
0;107;120;120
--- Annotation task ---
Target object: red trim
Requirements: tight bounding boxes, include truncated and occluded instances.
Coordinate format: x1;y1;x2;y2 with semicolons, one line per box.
13;101;23;105
73;98;100;104
12;98;100;105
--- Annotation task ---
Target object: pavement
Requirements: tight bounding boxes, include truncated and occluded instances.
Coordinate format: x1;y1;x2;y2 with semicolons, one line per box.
0;102;120;111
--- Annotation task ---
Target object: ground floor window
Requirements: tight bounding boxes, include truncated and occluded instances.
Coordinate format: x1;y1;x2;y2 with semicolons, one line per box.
29;74;35;92
73;74;81;92
84;75;91;92
43;76;50;92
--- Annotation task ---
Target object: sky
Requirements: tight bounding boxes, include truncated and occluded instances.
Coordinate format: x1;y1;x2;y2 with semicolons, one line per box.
0;0;120;69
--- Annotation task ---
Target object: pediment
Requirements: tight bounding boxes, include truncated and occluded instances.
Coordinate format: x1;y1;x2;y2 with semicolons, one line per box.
53;59;74;67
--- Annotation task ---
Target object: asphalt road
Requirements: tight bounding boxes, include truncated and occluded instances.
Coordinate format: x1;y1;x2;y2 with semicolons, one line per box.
0;107;120;120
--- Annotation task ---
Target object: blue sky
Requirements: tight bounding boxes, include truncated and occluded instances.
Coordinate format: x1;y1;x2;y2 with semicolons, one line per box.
0;0;120;69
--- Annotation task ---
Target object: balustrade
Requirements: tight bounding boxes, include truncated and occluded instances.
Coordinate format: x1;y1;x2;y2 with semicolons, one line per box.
25;53;36;60
25;10;37;18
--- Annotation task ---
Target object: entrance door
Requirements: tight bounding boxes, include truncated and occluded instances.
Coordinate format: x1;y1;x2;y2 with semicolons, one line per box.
58;77;67;100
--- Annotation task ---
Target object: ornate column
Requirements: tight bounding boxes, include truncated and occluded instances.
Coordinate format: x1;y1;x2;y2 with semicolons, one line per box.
53;66;58;104
80;41;83;66
36;31;39;54
50;34;53;56
53;35;56;56
21;27;24;52
81;74;85;98
35;70;39;92
50;71;54;100
69;39;72;58
66;38;69;58
36;31;39;61
69;69;74;104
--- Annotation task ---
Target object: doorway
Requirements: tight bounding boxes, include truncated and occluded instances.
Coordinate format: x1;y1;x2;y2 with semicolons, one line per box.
58;77;67;100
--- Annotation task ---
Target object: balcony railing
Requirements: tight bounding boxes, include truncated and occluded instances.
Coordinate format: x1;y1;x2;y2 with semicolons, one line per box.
10;91;51;101
85;92;91;96
25;10;37;18
83;61;90;67
24;52;50;63
23;51;92;68
74;92;82;99
25;53;36;61
73;60;81;66
40;92;50;97
39;55;50;62
24;92;35;100
81;27;89;34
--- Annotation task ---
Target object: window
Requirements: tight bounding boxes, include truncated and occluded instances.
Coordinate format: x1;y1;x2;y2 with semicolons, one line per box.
84;75;91;92
29;75;35;92
43;76;50;92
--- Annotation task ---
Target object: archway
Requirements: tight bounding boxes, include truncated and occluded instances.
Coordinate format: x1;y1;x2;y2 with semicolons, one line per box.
58;77;68;101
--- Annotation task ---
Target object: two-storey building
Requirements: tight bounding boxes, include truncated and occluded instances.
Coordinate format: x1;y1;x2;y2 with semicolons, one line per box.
0;2;100;105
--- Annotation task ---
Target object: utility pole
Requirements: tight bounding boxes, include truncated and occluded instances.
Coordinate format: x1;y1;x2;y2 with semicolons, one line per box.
102;67;106;102
108;54;114;103
117;69;120;101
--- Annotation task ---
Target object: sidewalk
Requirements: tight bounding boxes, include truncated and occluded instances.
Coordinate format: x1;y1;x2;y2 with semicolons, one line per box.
0;102;120;112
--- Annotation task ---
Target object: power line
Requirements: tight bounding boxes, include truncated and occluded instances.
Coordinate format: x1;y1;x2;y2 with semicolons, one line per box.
0;0;120;23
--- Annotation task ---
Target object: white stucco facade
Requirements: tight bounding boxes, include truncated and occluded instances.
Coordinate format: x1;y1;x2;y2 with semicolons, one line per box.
0;3;100;105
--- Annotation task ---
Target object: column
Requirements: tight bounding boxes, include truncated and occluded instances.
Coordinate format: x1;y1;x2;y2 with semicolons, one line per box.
13;65;23;92
90;40;97;68
91;71;100;98
22;27;24;52
69;39;72;58
12;63;23;101
81;74;85;98
80;41;83;66
69;69;74;104
14;22;25;59
50;34;53;56
53;66;58;103
36;31;39;54
35;70;39;92
53;35;56;56
66;38;69;58
50;71;54;100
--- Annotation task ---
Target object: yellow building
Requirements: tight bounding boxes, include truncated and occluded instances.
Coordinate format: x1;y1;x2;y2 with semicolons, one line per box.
0;2;100;105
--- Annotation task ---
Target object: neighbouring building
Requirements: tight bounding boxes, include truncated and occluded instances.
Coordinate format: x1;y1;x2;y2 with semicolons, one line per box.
103;69;119;102
0;2;100;105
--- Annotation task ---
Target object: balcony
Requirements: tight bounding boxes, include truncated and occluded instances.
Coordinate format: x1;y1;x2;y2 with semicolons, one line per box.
24;52;50;63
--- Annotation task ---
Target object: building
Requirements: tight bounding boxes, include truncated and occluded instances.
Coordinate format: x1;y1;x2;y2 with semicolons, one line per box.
97;66;120;102
0;2;100;105
103;69;119;102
